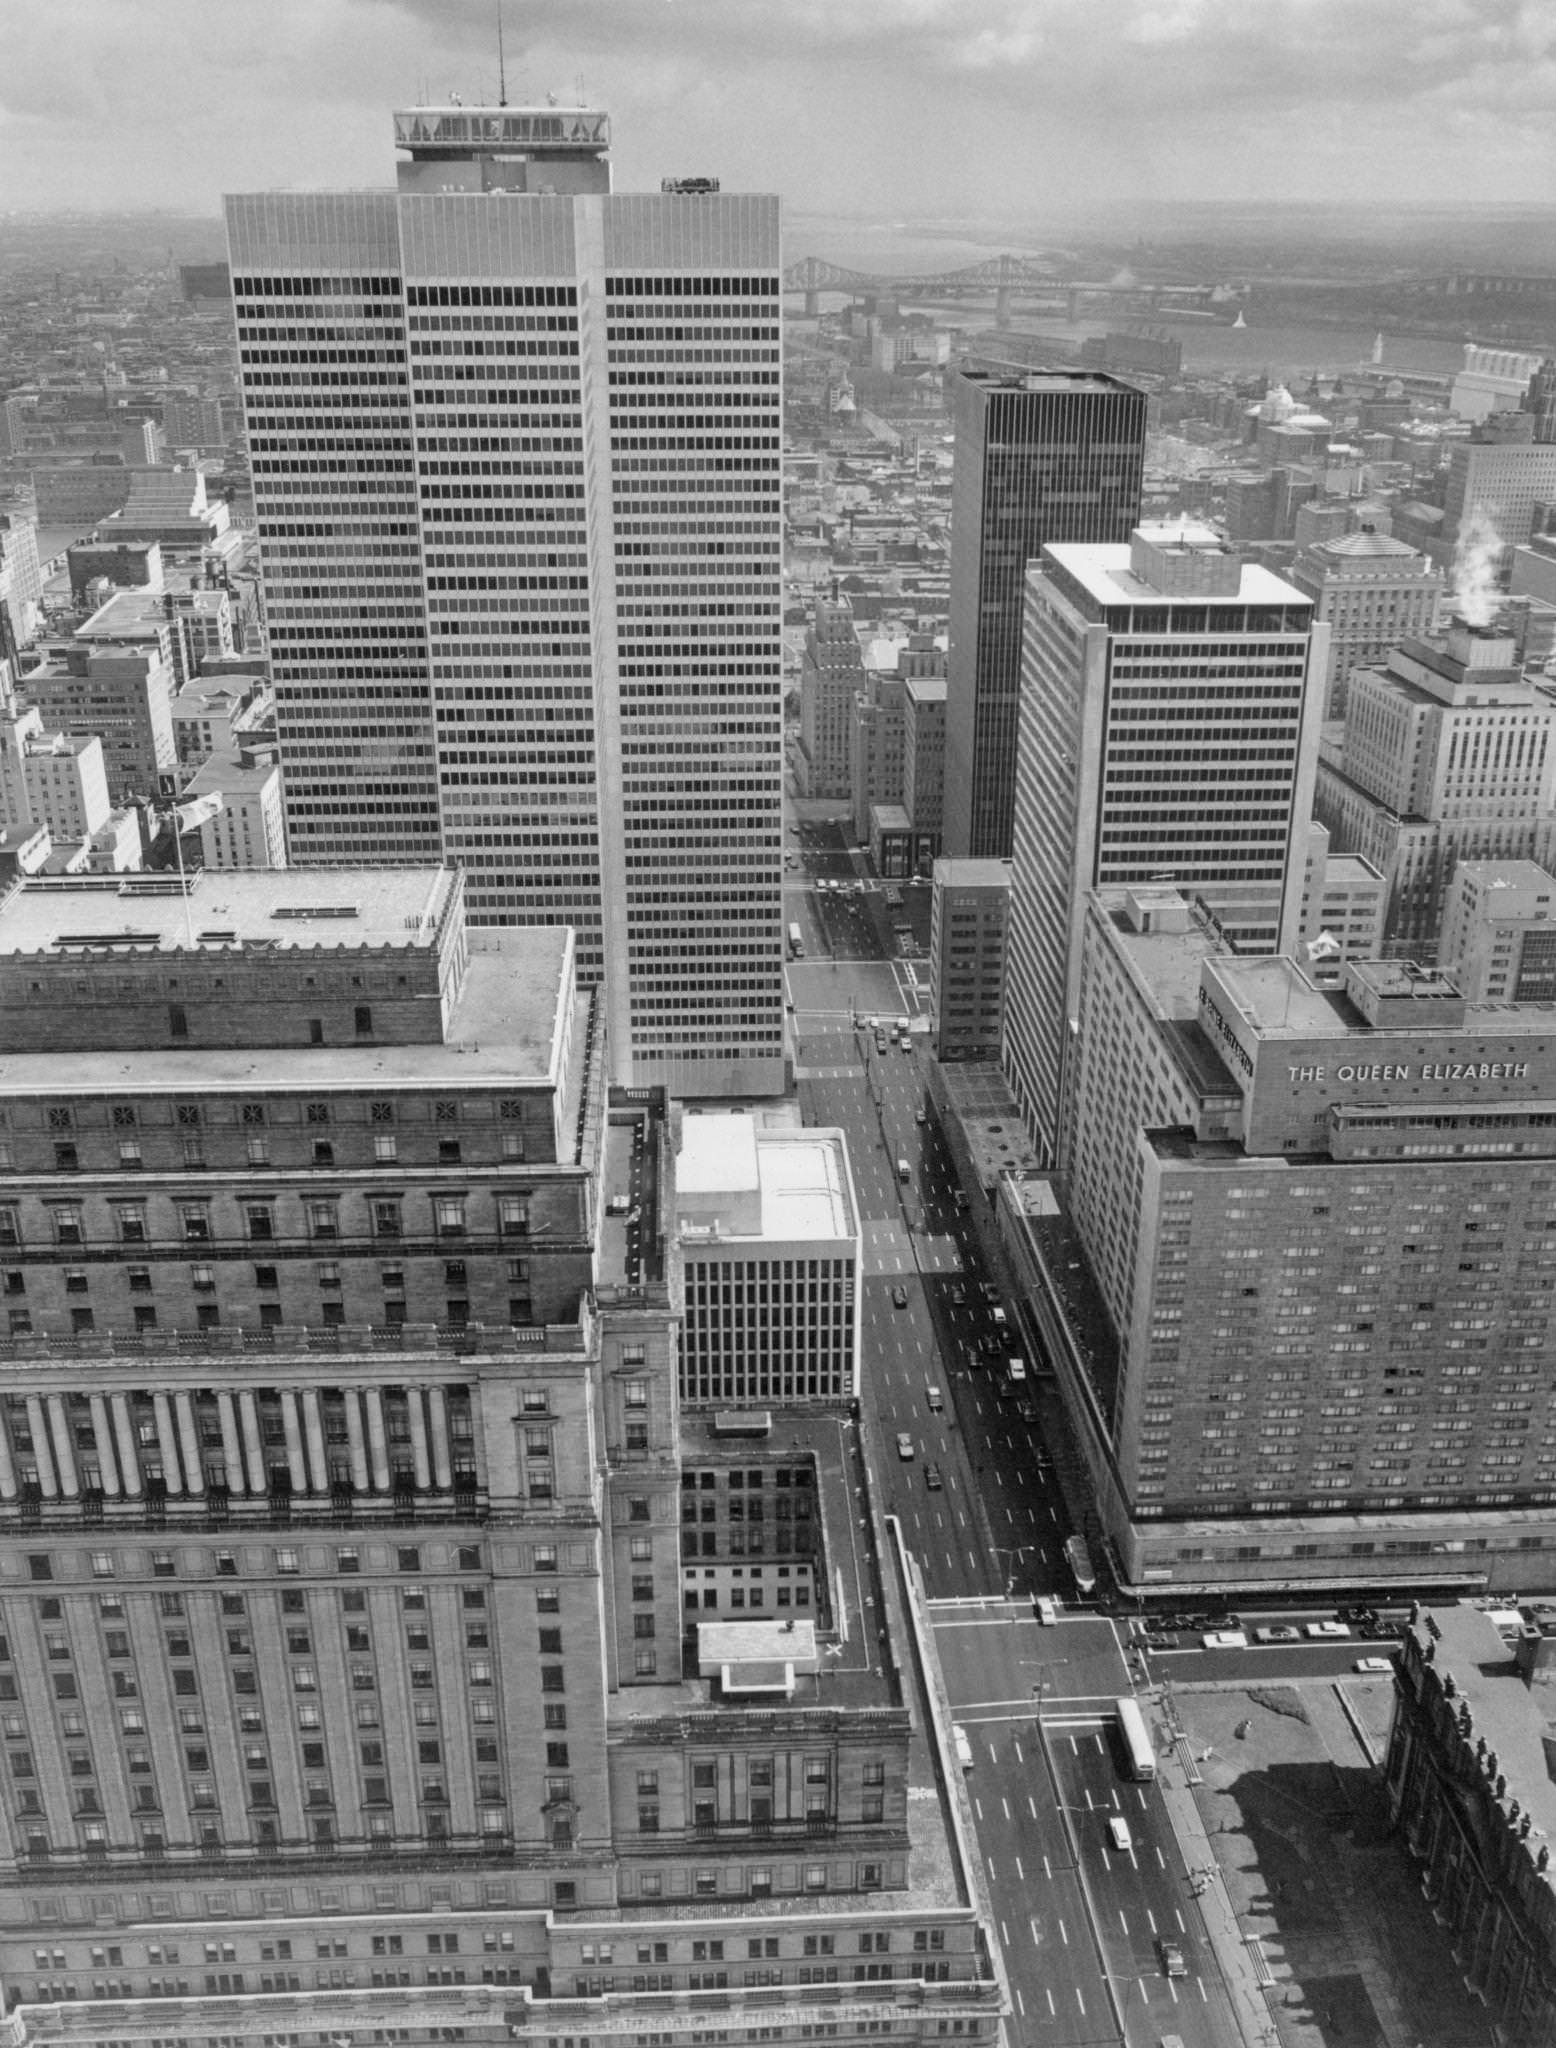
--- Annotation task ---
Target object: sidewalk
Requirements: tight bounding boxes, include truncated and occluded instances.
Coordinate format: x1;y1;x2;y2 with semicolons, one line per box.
1151;1723;1285;2048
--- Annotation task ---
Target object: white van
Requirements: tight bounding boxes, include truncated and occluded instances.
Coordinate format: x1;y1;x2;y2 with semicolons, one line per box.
1007;1357;1027;1384
1106;1815;1132;1852
952;1724;974;1770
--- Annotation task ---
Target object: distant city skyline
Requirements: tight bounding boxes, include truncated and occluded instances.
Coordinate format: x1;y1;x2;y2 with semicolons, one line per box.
2;0;1554;217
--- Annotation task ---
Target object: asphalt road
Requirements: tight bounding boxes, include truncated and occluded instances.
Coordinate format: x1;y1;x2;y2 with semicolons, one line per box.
784;805;1392;2048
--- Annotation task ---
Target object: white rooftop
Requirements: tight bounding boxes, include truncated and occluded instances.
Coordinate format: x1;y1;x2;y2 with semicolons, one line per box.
1046;541;1308;609
676;1116;856;1243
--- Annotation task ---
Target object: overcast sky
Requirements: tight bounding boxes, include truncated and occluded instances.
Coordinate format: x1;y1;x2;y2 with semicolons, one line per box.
2;0;1554;222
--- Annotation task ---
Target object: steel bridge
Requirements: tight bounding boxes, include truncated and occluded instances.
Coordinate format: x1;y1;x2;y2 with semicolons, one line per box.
781;253;1222;322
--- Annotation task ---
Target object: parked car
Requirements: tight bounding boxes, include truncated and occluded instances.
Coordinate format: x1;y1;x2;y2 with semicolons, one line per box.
1305;1620;1351;1639
1253;1625;1301;1644
1354;1657;1394;1674
1202;1630;1248;1650
952;1724;974;1770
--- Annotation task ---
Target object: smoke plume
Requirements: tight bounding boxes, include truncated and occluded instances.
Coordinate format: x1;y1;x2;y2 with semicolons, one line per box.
1452;504;1504;628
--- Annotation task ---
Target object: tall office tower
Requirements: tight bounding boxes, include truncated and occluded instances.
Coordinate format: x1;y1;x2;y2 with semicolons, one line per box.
0;868;1000;2048
942;368;1145;860
796;588;863;798
1287;529;1444;721
1315;622;1556;956
1017;886;1556;1598
1002;522;1326;1160
226;105;785;1096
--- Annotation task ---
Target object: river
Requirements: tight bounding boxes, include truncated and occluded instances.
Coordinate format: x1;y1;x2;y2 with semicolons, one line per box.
789;220;1470;384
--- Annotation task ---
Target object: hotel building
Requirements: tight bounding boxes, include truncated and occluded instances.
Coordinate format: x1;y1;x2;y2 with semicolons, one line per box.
1009;883;1556;1595
0;867;1000;2048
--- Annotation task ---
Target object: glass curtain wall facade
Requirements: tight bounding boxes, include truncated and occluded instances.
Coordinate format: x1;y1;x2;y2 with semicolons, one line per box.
942;370;1145;861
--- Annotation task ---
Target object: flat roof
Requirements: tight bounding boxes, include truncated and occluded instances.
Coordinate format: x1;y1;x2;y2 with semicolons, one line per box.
757;1130;856;1240
0;868;454;957
676;1117;856;1241
934;858;1011;889
0;936;575;1099
1045;540;1307;609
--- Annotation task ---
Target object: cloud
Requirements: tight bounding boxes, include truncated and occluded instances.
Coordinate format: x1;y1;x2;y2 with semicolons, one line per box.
0;0;1552;217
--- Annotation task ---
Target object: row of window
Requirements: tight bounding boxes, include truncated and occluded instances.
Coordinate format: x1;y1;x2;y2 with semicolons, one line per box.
0;1192;532;1246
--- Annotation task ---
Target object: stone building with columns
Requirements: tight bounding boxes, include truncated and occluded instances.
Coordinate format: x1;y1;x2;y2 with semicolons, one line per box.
0;863;1001;2048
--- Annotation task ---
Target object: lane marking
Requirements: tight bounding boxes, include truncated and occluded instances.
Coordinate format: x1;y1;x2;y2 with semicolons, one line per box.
1058;1918;1068;1947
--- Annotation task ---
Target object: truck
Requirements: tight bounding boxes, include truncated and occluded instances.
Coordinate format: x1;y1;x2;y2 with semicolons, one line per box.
787;922;804;959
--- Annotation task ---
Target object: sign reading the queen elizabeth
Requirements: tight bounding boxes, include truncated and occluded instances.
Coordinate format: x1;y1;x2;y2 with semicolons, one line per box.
1286;1061;1531;1085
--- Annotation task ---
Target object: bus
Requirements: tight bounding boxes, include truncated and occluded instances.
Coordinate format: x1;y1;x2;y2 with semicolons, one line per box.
1115;1696;1156;1781
788;922;804;959
1064;1533;1096;1596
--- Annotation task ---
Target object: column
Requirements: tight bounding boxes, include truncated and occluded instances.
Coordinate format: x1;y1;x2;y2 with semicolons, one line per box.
152;1392;182;1495
427;1386;452;1490
88;1394;119;1497
238;1391;266;1493
0;1408;17;1502
46;1396;79;1498
217;1391;245;1495
364;1389;390;1492
175;1393;205;1497
344;1392;370;1494
111;1394;141;1497
301;1390;328;1494
26;1397;57;1499
406;1389;431;1491
281;1393;308;1496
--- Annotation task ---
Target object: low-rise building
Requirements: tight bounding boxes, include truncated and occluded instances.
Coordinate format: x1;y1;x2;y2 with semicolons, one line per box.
1387;1604;1556;2044
673;1113;860;1408
1439;859;1556;1000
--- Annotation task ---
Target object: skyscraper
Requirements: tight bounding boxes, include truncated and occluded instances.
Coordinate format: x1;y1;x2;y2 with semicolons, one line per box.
942;367;1145;861
1002;522;1326;1160
227;106;785;1096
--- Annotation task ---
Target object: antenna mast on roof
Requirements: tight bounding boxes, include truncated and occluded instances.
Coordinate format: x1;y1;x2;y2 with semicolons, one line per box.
496;2;508;106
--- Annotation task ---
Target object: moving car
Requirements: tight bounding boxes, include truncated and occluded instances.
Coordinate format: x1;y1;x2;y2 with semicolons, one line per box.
891;1285;908;1309
924;1462;944;1491
1156;1939;1188;1979
925;1384;944;1412
949;1282;966;1306
1106;1815;1133;1852
1035;1596;1058;1625
915;1108;928;1125
895;1432;915;1460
